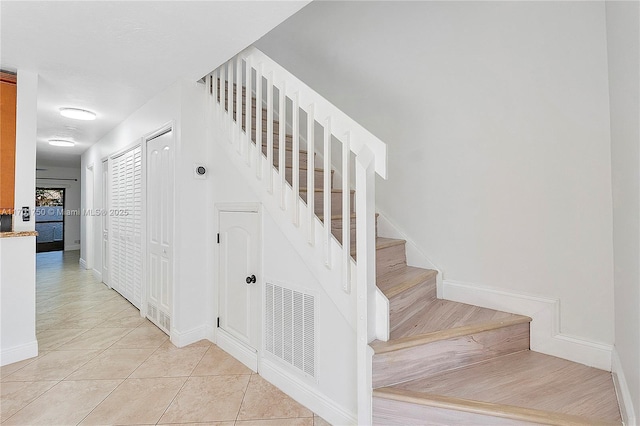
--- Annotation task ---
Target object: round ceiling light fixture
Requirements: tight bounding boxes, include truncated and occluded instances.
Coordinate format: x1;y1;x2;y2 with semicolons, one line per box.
48;139;75;147
59;107;96;121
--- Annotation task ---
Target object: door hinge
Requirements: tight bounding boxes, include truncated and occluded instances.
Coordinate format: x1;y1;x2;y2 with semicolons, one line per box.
217;233;220;244
217;317;220;328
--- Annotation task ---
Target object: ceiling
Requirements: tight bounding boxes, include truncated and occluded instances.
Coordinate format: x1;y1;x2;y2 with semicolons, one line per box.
1;1;309;168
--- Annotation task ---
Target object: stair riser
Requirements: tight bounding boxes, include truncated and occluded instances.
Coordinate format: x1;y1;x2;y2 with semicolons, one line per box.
373;397;534;426
388;276;436;336
284;168;331;190
376;243;407;276
300;190;355;217
372;322;530;388
332;217;356;245
263;147;312;169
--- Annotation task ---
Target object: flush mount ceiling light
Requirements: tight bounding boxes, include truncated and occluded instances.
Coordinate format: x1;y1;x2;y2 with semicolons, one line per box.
48;139;75;147
59;107;96;121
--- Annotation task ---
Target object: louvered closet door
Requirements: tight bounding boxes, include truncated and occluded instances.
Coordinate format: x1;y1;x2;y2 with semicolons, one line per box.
108;145;143;309
109;158;121;294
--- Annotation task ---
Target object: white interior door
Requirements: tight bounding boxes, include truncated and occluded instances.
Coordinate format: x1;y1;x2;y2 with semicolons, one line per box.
147;129;174;334
219;210;260;353
102;159;109;286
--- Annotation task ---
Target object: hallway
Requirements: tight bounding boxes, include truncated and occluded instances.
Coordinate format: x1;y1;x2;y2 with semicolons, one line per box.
1;251;328;425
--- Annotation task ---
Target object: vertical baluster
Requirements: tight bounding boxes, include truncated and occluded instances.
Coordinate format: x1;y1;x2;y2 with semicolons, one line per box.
220;66;226;122
266;72;274;193
227;61;233;139
306;103;315;244
236;56;243;152
255;64;263;179
323;117;332;268
292;93;299;226
245;59;252;165
279;82;286;209
342;132;351;293
212;72;217;106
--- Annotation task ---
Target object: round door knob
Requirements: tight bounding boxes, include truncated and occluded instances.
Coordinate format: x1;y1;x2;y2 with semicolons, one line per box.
246;274;256;284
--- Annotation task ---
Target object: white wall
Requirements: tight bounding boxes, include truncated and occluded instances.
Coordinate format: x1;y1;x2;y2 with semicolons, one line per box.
35;166;81;251
256;1;615;345
606;1;640;423
0;70;39;365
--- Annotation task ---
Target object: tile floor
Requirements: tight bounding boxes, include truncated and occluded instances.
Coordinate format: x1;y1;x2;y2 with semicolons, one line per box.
1;251;331;426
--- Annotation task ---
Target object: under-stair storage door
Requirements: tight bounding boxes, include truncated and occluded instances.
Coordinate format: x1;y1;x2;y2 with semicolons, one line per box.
218;210;260;354
108;145;143;309
146;129;174;335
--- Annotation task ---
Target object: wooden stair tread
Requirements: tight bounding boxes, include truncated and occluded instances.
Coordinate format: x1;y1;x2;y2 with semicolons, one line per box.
386;297;528;341
377;265;437;300
371;314;530;354
379;350;621;424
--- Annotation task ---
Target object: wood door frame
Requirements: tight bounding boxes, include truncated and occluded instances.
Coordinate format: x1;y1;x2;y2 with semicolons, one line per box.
214;202;263;372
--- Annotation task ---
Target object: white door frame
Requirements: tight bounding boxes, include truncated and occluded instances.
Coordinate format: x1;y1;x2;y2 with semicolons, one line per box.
214;202;262;372
101;158;109;287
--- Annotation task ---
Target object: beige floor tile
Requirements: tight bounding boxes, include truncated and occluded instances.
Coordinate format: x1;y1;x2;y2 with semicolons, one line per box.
65;348;156;380
56;327;133;350
159;375;250;423
157;423;234;426
35;327;89;350
95;306;147;328
237;375;313;420
112;325;169;349
314;414;333;426
191;345;253;376
130;341;209;378
2;379;121;425
236;419;314;426
2;350;101;382
80;377;186;425
0;356;38;379
53;309;114;329
0;380;58;421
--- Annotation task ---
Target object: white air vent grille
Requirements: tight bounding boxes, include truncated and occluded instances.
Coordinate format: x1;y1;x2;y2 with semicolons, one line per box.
265;283;316;378
148;302;157;320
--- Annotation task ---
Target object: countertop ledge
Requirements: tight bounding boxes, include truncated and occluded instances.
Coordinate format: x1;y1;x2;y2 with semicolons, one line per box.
0;231;38;238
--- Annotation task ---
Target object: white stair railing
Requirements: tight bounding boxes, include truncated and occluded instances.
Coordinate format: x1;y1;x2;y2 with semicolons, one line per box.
205;46;388;425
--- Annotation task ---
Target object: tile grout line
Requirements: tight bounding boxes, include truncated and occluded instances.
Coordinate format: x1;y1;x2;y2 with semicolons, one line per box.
234;372;254;425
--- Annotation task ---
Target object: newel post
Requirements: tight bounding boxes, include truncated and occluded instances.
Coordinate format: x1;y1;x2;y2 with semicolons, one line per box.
355;145;376;426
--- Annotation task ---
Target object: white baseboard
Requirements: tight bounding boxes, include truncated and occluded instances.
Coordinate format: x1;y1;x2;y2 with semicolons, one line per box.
612;347;638;426
79;258;87;269
170;325;214;348
260;358;357;426
0;340;38;367
375;212;443;296
443;279;613;370
92;268;102;282
216;328;257;372
65;244;80;251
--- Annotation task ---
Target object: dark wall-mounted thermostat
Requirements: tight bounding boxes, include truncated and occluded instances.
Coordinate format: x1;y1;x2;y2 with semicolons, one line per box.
194;164;207;179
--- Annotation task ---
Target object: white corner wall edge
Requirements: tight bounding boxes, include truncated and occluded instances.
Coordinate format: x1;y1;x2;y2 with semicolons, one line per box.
170;324;214;348
442;279;613;371
612;347;638;426
260;358;357;426
0;340;38;367
376;212;443;294
79;258;87;270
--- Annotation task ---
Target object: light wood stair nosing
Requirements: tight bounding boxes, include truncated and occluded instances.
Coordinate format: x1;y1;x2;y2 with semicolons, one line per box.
372;387;618;426
372;314;532;354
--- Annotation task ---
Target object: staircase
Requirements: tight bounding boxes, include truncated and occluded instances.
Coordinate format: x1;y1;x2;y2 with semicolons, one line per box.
207;47;622;425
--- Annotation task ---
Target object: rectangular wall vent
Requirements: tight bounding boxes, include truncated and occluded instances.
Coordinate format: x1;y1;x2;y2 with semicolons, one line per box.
265;282;316;378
